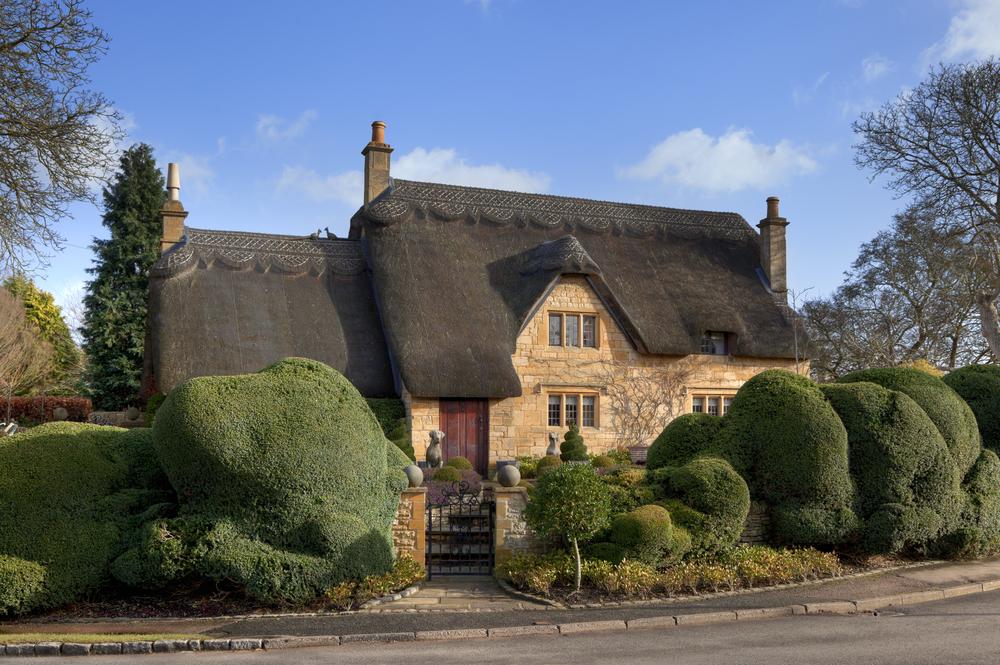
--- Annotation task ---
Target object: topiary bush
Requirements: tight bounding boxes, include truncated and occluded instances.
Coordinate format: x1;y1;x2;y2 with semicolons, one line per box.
366;398;413;461
647;413;724;471
838;367;981;478
959;449;1000;552
0;422;169;614
712;370;856;546
430;465;462;483
590;454;615;468
609;504;688;566
820;381;963;553
536;455;563;475
585;542;627;564
650;457;750;555
139;358;409;604
600;467;654;516
444;456;473;471
944;365;1000;456
560;424;588;462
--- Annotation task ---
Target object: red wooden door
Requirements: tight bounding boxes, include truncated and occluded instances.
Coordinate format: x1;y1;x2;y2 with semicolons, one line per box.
439;399;489;475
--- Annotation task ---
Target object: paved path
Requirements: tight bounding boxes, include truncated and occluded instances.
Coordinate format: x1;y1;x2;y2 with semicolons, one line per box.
22;590;1000;664
362;575;545;613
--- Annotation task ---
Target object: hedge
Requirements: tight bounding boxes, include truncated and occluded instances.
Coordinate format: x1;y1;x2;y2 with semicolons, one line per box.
943;365;1000;456
960;449;1000;552
366;397;414;460
838;368;981;478
650;457;750;555
821;382;963;552
647;413;724;471
609;504;688;566
0;423;167;614
145;358;410;603
1;396;92;424
712;370;856;545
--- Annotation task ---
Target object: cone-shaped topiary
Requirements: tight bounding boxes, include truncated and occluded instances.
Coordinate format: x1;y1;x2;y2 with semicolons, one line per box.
647;413;724;471
712;370;856;546
560;424;588;462
132;358;410;604
838;367;981;479
821;381;963;553
943;365;1000;456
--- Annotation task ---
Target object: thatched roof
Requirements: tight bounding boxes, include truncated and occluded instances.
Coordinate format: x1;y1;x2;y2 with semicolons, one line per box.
144;228;395;397
351;179;798;399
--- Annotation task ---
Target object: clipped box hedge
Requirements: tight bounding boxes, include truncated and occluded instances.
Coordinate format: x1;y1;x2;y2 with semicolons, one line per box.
943;365;1000;456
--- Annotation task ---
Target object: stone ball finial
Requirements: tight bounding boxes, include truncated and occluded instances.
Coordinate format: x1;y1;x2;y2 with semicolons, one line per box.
497;464;521;487
404;464;424;488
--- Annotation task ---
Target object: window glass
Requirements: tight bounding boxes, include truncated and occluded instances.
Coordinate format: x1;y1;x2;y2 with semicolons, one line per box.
565;395;579;425
548;395;562;426
582;316;597;347
700;332;727;355
723;397;733;415
566;315;580;347
582;395;596;427
692;397;704;413
548;314;562;346
707;397;720;416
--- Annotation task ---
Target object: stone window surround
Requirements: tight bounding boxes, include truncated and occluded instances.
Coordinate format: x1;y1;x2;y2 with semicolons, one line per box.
691;390;737;416
547;390;600;429
548;310;599;349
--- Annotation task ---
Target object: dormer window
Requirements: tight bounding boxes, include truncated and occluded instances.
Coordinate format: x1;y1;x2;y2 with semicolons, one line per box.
700;331;728;355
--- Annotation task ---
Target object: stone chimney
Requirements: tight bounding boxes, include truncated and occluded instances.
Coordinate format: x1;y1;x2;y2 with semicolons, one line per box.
160;163;188;254
757;196;788;293
362;120;393;204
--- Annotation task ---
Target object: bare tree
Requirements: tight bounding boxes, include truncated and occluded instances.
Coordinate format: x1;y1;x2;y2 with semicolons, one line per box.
0;0;124;271
0;285;55;404
596;357;694;449
787;287;813;375
853;59;1000;357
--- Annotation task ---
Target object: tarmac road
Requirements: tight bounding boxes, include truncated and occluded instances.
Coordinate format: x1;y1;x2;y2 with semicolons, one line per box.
19;589;1000;665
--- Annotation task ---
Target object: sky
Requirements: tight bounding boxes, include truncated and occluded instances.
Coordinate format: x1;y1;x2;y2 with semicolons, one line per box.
32;0;1000;325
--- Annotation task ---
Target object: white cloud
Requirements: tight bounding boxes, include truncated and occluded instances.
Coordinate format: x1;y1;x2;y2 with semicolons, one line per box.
620;128;817;193
923;0;1000;64
792;72;829;106
277;147;550;206
861;54;893;81
255;110;318;142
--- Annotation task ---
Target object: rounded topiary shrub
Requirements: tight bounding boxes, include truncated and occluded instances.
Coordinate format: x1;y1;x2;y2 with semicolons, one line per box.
536;455;563;475
838;367;981;478
146;358;409;603
651;457;750;555
591;455;615;468
609;504;687;565
944;365;1000;456
0;423;168;614
821;382;963;552
444;456;473;471
713;370;856;545
560;424;588;461
960;449;1000;551
647;413;724;471
430;465;462;482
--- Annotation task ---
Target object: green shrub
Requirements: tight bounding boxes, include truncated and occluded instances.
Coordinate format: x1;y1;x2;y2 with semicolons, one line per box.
585;542;627;564
600;467;653;515
497;552;572;596
647;413;724;471
713;370;855;545
609;505;684;565
944;365;1000;456
430;466;462;482
838;367;981;478
148;358;409;604
516;456;540;479
560;424;588;462
0;556;46;615
821;381;963;552
595;559;658;595
536;455;563;475
959;449;1000;552
111;517;208;589
525;464;611;591
445;456;473;471
366;398;413;461
144;393;166;427
591;454;615;468
0;423;166;614
651;457;750;555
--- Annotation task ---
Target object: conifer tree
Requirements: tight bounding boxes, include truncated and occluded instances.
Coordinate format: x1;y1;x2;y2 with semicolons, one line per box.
81;144;165;410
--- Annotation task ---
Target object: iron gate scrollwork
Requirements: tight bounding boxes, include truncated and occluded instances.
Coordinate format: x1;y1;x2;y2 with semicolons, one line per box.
425;480;495;577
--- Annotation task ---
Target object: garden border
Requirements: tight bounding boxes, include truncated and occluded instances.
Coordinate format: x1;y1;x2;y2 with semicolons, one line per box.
3;577;999;657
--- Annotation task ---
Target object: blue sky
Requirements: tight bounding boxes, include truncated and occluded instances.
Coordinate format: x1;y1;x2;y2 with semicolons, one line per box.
36;0;1000;323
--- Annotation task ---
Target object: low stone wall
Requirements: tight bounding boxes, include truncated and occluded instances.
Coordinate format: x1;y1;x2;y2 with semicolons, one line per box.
494;486;540;567
392;488;426;568
740;501;770;545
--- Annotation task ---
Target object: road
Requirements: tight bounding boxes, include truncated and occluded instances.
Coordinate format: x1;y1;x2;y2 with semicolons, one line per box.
20;590;1000;664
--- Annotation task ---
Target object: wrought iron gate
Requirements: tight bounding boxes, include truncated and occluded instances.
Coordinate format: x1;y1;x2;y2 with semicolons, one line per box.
426;481;495;577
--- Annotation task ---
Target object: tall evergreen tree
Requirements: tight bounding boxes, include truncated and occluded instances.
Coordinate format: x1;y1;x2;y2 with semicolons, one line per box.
81;144;165;410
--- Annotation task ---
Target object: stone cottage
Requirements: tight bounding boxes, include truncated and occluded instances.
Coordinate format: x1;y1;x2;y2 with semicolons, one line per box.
144;122;805;474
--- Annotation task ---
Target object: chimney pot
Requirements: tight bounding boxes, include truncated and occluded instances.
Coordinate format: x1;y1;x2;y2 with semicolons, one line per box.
766;196;780;219
371;120;386;145
167;163;181;201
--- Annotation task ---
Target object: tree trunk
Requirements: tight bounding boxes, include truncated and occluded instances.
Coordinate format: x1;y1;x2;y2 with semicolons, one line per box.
573;537;581;592
977;291;1000;359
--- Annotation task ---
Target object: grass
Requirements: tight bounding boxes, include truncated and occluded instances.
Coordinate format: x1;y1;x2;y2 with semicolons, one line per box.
0;633;200;644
